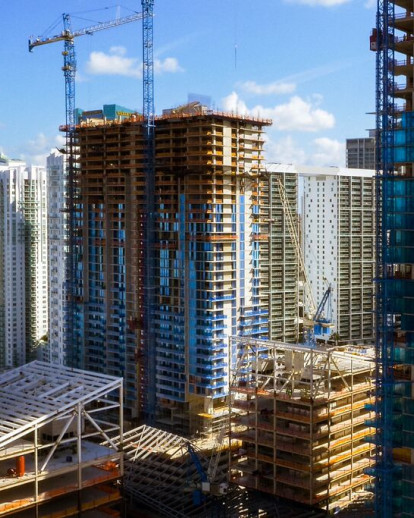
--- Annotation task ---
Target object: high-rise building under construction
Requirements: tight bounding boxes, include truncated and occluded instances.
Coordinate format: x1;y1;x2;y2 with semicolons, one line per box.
70;103;271;433
346;135;376;170
373;0;414;514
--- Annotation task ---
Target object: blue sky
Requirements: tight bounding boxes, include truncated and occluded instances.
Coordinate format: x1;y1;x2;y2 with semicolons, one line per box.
1;0;376;166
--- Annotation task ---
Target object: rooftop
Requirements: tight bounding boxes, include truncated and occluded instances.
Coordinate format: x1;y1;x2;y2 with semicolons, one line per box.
266;162;375;178
0;361;122;449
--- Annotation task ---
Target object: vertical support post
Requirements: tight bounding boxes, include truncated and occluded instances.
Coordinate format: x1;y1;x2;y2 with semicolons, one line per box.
77;402;82;491
34;426;39;517
141;0;156;422
119;381;124;477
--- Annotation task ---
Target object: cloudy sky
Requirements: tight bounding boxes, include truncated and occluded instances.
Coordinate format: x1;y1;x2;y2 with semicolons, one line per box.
1;0;376;166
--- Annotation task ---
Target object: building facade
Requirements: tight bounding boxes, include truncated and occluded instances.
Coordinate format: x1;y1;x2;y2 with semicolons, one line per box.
265;164;299;343
0;155;48;368
346;136;376;169
47;152;67;365
229;337;375;514
373;0;414;514
70;104;271;433
301;166;375;343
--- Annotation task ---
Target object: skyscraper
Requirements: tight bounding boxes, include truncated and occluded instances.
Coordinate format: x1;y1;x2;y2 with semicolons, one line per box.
373;0;414;513
346;135;376;169
265;164;299;343
265;164;376;344
301;166;376;343
70;103;271;433
47;151;67;365
0;155;48;368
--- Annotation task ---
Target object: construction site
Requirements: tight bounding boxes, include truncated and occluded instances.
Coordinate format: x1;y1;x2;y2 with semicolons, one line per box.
115;423;328;518
20;2;390;517
0;361;123;517
229;337;375;514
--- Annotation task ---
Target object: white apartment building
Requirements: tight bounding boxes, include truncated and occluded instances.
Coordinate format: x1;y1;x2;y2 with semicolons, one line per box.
267;164;375;343
46;152;67;365
301;165;375;342
0;154;48;368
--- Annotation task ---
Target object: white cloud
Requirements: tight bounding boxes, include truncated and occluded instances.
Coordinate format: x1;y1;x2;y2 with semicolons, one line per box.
222;92;335;132
270;96;335;132
75;71;89;83
11;133;66;167
274;61;355;90
86;47;183;78
222;91;249;115
263;135;345;167
240;80;296;96
265;135;307;164
55;134;66;148
87;47;141;78
286;0;350;6
27;133;50;151
154;57;183;74
309;137;345;166
109;46;127;56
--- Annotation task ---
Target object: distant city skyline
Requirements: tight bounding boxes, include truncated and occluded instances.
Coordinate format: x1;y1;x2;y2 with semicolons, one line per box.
1;0;376;168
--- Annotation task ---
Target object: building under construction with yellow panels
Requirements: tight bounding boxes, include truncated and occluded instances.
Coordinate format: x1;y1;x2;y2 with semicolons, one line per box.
229;337;375;514
69;102;271;434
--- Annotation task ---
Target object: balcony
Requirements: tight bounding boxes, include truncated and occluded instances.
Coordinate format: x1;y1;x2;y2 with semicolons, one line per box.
391;11;414;33
393;35;414;56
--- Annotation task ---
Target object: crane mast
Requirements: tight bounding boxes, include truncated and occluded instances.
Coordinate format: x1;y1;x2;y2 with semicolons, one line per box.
142;0;155;129
61;14;76;131
140;0;156;421
274;176;316;319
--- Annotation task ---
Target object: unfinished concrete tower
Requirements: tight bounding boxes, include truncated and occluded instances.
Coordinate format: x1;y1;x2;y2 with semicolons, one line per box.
71;103;271;433
229;337;375;514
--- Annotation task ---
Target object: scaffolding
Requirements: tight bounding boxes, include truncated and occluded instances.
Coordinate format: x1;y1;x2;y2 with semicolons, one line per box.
229;337;375;514
0;361;123;517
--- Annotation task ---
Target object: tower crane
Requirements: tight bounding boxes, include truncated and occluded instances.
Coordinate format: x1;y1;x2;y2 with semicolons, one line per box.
313;283;333;339
29;11;144;131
